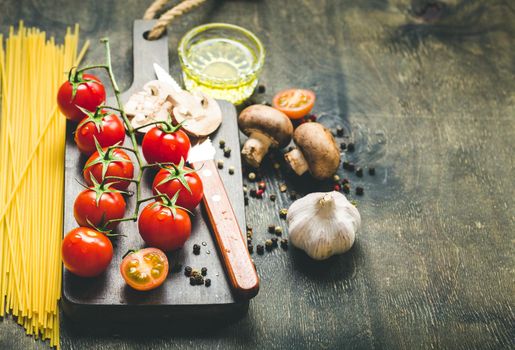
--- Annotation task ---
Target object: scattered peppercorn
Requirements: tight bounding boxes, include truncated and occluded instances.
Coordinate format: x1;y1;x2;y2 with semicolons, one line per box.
247;238;253;245
342;161;350;170
257;244;264;255
205;278;211;287
193;244;201;255
336;125;344;136
190;277;196;285
256;189;264;198
184;266;193;277
248;244;254;254
265;239;273;251
244;196;249;206
191;269;201;277
309;114;317;122
218;139;226;148
268;225;275;233
368;167;376;176
271;237;278;247
279;184;287;192
279;208;288;219
340;142;347;150
280;238;289;250
201;267;207;276
248;172;256;181
347;142;355;152
228;166;235;175
249;188;257;198
257;84;266;93
342;183;350;194
194;275;204;285
356;186;364;196
274;226;283;236
223;147;231;157
258;181;266;190
356;167;363;177
217;159;224;169
342;178;349;184
270;194;277;201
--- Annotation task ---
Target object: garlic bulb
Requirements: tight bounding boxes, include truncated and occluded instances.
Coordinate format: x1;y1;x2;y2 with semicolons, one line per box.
287;191;361;260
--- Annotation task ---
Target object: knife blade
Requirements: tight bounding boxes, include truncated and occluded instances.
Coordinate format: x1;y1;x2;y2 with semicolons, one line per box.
153;62;182;92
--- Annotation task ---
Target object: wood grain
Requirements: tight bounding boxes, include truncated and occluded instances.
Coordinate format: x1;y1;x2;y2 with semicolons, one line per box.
0;0;514;349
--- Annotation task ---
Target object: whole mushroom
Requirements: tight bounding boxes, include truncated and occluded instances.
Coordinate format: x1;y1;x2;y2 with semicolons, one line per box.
238;105;293;167
284;122;340;180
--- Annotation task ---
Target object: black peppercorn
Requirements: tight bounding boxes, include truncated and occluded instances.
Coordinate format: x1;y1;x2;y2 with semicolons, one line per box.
356;167;363;177
342;184;350;194
274;226;283;236
195;275;204;285
340;142;347;150
257;84;266;93
270;194;277;201
356;186;364;196
268;225;275;233
368;167;376;176
193;244;201;255
218;139;226;148
201;267;207;276
184;266;193;277
248;244;254;254
250;188;257;198
279;208;288;219
265;239;273;251
342;161;350;170
280;238;288;250
190;277;196;285
342;178;349;184
271;237;278;247
244;196;249;206
223;147;231;157
257;244;264;255
205;278;211;287
336;125;344;137
347;143;355;152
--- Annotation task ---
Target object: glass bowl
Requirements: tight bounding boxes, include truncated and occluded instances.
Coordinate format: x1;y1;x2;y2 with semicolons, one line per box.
178;23;265;104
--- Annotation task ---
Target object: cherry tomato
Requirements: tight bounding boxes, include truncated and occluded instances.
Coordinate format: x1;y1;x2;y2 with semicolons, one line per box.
152;160;203;211
73;186;126;230
120;248;169;291
272;89;316;119
57;73;106;122
138;201;191;252
83;148;134;191
74;110;126;155
61;227;113;277
142;126;190;165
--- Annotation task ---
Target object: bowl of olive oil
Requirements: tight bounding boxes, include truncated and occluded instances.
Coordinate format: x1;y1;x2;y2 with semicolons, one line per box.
178;23;265;105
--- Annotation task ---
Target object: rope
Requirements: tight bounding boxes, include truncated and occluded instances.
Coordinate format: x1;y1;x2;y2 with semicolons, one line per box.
143;0;169;20
145;0;208;40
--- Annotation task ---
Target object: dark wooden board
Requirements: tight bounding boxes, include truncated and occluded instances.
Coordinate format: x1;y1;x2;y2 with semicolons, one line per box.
61;21;249;321
0;1;514;350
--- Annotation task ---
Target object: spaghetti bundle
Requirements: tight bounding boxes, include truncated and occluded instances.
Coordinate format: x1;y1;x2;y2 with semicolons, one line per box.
0;23;87;348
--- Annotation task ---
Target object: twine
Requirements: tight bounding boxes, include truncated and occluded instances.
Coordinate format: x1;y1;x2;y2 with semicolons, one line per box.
144;0;207;40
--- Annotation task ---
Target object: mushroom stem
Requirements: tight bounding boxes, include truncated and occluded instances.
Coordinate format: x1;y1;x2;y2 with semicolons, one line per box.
284;148;309;176
241;131;274;167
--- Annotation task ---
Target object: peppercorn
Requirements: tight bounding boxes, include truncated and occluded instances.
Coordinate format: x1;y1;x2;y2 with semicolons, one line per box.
268;225;275;233
347;143;355;152
248;172;256;181
184;266;193;277
342;178;349;184
218;139;226;148
248;244;254;254
258;181;266;190
244;196;249;206
205;278;211;287
243;185;248;193
340;142;347;150
342;183;350;194
193;244;201;255
190;277;196;285
270;194;277;202
336;125;344;137
271;237;278;247
223;147;231;157
194;275;204;285
191;269;201;277
217;159;224;169
256;189;264;198
257;84;266;93
265;239;273;251
289;191;297;200
356;167;363;177
356;186;364;196
342;161;350;170
228;166;235;175
274;226;283;236
309;114;317;122
257;244;264;255
333;174;340;182
279;208;288;219
201;267;207;276
334;184;341;191
348;163;355;171
279;184;287;192
368;167;376;176
247;238;253;245
280;238;288;250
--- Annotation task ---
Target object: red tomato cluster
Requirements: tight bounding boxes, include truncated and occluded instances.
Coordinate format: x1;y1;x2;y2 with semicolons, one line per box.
58;73;203;291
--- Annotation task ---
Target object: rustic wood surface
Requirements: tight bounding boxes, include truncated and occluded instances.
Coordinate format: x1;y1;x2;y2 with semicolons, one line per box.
1;0;514;349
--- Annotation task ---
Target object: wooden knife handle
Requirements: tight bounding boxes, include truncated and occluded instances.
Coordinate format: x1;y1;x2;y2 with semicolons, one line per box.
192;160;259;299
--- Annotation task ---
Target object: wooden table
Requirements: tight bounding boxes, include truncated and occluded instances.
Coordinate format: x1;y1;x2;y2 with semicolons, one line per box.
1;1;513;349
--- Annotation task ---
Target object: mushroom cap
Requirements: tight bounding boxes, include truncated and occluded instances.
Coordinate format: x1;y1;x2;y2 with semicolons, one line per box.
293;122;340;179
238;105;293;148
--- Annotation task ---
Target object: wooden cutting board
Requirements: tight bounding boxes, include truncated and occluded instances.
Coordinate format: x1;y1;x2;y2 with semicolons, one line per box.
61;20;249;322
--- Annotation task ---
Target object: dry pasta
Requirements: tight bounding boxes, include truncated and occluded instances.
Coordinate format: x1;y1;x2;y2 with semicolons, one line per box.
0;22;88;349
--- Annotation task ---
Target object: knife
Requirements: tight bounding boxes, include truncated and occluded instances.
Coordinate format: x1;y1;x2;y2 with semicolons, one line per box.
154;64;260;299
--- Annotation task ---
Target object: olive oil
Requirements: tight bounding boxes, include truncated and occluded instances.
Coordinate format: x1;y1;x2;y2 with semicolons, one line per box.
181;37;260;104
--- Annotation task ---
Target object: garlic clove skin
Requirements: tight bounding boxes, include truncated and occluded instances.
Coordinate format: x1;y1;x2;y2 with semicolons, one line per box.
287;191;361;260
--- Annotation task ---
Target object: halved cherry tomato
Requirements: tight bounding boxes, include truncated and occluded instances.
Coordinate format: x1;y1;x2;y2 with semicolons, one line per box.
272;89;316;119
142;125;190;165
83;148;134;191
152;159;203;211
120;248;169;291
62;227;113;277
74;109;126;155
57;73;106;122
138;199;191;252
73;182;126;230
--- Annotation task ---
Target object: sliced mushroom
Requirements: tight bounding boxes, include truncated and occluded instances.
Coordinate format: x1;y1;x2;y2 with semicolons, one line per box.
284;122;340;180
238;105;293;168
124;80;174;133
169;90;222;138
